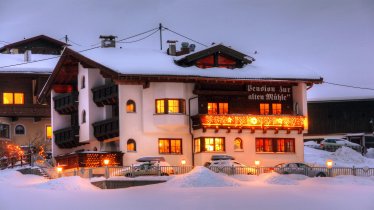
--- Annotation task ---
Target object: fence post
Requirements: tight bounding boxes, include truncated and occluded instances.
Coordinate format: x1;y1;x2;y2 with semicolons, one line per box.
231;165;235;176
157;165;161;176
105;166;109;179
131;165;135;178
73;169;77;176
89;168;93;179
353;166;356;176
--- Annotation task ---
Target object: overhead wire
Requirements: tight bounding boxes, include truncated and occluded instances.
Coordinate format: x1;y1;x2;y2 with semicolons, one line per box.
162;26;208;47
323;81;374;91
117;29;159;44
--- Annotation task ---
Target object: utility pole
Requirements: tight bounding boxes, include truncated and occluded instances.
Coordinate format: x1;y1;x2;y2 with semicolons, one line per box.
64;35;68;44
159;23;163;50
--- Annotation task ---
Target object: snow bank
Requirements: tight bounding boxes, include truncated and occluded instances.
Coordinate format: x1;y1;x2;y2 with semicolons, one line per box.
33;176;100;191
0;170;46;187
304;141;319;146
258;173;308;185
304;146;374;167
167;166;241;187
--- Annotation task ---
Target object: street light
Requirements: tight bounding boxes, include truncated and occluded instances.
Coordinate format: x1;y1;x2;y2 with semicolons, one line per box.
104;159;110;179
56;166;63;178
254;160;260;167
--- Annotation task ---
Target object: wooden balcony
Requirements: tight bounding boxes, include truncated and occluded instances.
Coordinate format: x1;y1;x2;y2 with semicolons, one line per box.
92;84;118;107
0;104;50;118
92;117;119;141
54;151;124;169
53;92;78;114
54;126;81;148
192;114;307;133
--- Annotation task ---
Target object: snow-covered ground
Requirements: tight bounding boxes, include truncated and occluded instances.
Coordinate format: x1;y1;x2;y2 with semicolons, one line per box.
1;147;374;210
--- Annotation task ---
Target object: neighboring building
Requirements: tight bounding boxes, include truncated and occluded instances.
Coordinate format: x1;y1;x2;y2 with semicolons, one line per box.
0;35;67;148
306;98;374;146
39;38;322;168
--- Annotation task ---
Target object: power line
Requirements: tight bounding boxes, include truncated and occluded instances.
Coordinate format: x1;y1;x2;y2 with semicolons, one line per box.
117;27;159;42
162;26;208;47
117;29;159;44
324;81;374;91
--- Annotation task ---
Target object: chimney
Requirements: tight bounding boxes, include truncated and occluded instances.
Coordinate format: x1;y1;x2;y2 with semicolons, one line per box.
189;44;196;52
99;35;117;48
167;40;177;56
24;50;31;62
180;42;190;55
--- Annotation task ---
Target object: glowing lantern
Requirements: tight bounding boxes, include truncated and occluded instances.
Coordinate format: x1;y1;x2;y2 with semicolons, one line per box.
181;159;186;165
250;117;258;125
103;159;110;166
254;160;260;167
326;160;333;168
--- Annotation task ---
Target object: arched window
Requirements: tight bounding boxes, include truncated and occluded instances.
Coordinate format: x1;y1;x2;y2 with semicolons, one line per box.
81;76;85;89
127;139;136;152
126;100;136;113
15;125;25;135
82;110;86;124
234;138;243;151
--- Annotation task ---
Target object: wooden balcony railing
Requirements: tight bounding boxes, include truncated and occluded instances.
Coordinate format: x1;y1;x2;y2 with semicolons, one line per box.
192;114;307;132
0;104;50;117
54;151;124;169
92;84;118;107
54;126;80;148
92;117;119;141
53;92;78;114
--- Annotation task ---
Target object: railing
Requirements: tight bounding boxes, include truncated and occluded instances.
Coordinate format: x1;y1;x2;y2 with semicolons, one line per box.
92;117;119;141
53;92;78;114
208;166;374;177
58;165;194;179
192;114;306;132
92;83;118;107
53;126;80;148
0;104;50;117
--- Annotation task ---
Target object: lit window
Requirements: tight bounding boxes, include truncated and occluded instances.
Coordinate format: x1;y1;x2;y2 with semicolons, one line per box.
199;137;225;152
126;100;136;113
14;93;24;104
127;139;136;152
272;103;282;115
15;125;25;135
260;103;269;115
208;102;228;114
194;138;201;153
156;99;165;114
3;93;24;105
234;138;243;151
208;103;218;114
3;93;13;104
168;99;179;113
159;139;182;154
46;125;52;140
256;138;295;153
155;99;185;114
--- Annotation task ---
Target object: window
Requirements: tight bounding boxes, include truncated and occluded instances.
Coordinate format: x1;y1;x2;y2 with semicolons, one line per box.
15;125;25;135
194;138;201;153
208;102;228;114
81;76;85;89
158;139;182;154
272;103;282;115
46;125;52;140
155;99;185;114
126;100;136;113
0;124;10;138
127;139;136;152
82;110;86;124
234;138;243;151
256;138;295;153
3;92;24;105
260;103;269;115
194;137;225;153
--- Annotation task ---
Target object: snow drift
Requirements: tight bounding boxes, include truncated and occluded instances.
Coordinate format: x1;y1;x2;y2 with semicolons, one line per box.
167;166;241;187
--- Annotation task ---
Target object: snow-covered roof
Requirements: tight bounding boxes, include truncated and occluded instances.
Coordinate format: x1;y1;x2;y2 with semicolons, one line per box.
0;53;58;74
79;47;322;81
